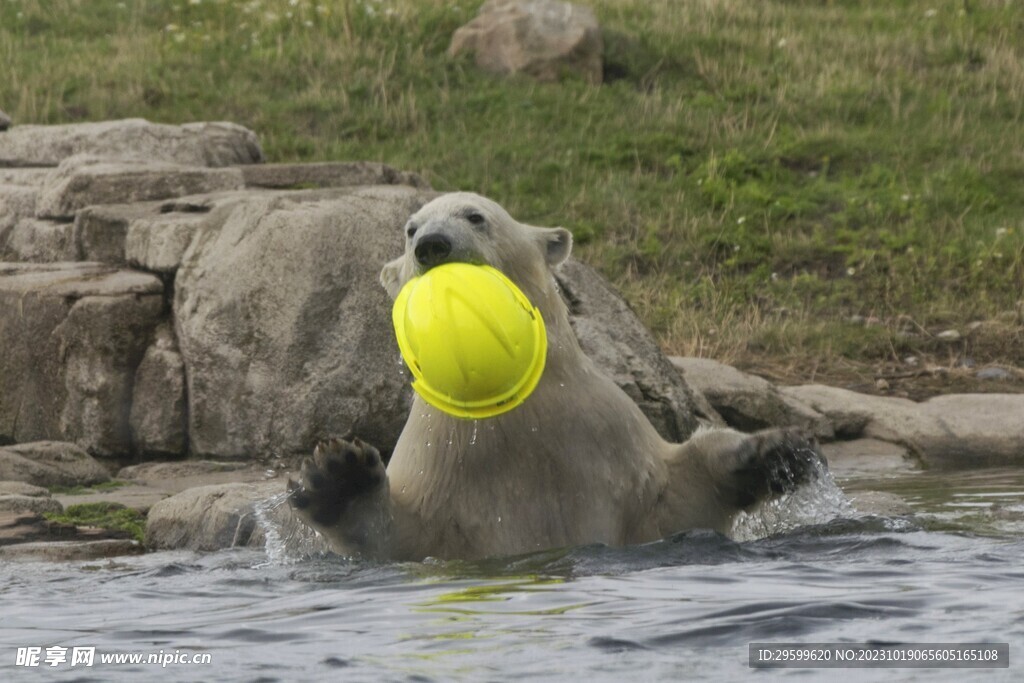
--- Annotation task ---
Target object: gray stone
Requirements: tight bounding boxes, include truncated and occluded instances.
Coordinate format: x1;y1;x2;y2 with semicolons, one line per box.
669;357;833;438
0;263;164;454
240;161;429;191
74;202;155;264
556;263;712;441
117;459;261;485
174;186;431;459
129;325;187;457
0;119;263;168
977;366;1016;382
125;212;206;272
145;482;277;550
0;539;144;562
449;0;603;84
0;481;50;497
0;184;39;236
36;155;245;219
0;109;10;131
0;168;52;186
0;442;110;488
0;494;63;514
781;385;1024;468
0;218;78;262
821;438;917;478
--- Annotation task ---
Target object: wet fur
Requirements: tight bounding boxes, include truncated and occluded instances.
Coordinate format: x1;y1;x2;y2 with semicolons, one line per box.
289;193;822;560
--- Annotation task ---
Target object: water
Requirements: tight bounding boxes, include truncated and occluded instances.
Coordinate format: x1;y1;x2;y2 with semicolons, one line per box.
2;468;1024;682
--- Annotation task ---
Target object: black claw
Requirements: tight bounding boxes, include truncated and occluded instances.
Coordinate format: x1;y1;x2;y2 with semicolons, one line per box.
287;436;387;526
732;430;825;510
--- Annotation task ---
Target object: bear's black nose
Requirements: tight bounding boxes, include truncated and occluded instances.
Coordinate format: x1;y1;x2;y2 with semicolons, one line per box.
414;233;452;268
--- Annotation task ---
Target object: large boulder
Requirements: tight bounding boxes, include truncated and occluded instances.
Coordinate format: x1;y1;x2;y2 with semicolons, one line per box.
145;482;278;550
0;263;164;454
669;357;833;439
781;385;1024;468
556;261;714;441
449;0;604;84
0;119;263;168
174;186;430;459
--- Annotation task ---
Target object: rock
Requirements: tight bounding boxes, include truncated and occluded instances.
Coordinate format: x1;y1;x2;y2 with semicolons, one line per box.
0;263;164;454
0;168;52;186
0;119;263;168
0;218;78;262
0;481;50;497
555;264;714;440
36;155;245;219
781;385;1024;468
449;0;603;84
0;539;144;562
117;459;265;486
0;108;10;131
919;394;1024;468
73;202;156;264
821;438;917;478
129;325;187;457
0;494;63;514
125;212;207;272
174;186;431;459
0;442;110;488
240;161;429;191
669;357;833;439
0;184;39;235
977;366;1015;382
145;482;278;550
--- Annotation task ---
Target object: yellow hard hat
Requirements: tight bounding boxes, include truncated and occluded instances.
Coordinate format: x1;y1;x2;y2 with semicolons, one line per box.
391;263;547;419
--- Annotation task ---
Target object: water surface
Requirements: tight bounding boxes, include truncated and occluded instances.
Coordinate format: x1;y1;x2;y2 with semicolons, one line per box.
2;468;1023;682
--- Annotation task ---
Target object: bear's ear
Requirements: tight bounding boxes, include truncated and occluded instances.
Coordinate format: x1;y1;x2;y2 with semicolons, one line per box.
379;256;406;300
536;227;572;267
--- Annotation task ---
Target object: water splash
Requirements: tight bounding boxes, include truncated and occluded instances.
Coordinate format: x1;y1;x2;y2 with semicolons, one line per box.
730;460;856;542
254;491;331;565
469;420;479;445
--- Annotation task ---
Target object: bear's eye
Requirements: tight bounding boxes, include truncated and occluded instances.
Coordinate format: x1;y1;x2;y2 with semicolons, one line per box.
406;224;418;238
466;212;485;227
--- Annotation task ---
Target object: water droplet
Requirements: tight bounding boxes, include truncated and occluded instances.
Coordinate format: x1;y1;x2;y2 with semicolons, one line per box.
497;516;502;523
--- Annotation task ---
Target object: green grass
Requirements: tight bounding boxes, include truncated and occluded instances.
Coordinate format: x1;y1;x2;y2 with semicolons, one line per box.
44;502;146;543
2;0;1022;384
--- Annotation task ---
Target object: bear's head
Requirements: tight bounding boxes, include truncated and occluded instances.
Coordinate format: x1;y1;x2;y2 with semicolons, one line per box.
380;193;573;313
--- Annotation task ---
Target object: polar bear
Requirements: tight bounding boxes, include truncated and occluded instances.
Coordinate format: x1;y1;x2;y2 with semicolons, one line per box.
287;192;823;560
